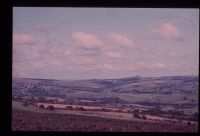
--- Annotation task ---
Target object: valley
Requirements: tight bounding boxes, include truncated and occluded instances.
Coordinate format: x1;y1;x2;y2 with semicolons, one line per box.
12;75;199;132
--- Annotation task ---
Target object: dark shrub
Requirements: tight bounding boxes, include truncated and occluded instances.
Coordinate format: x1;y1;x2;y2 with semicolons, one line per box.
142;115;147;120
39;104;45;109
79;107;85;111
133;114;139;118
65;106;73;110
187;121;192;125
47;105;54;110
23;102;29;107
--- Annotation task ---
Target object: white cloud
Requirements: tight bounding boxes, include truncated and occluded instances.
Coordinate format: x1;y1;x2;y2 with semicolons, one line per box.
72;57;96;65
105;51;123;59
169;52;179;57
33;62;47;69
109;33;135;48
63;50;72;56
13;43;46;62
72;31;103;49
49;47;71;56
13;34;34;44
49;61;62;66
135;62;166;69
150;22;182;40
49;47;63;54
102;64;119;71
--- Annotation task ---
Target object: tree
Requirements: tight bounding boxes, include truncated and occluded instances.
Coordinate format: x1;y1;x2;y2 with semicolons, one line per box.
183;96;187;100
133;113;139;118
142;114;147;120
192;112;198;121
22;101;29;107
47;105;54;110
65;106;73;110
187;121;191;125
79;107;85;111
39;104;45;109
133;109;140;114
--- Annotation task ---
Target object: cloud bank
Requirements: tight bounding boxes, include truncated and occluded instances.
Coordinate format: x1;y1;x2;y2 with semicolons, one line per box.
150;22;182;40
72;32;103;49
135;62;166;69
109;33;135;48
13;34;34;44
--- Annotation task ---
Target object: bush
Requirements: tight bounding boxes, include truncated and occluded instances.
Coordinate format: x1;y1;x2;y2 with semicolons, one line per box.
133;114;139;118
79;107;85;111
22;102;29;107
183;96;187;100
142;115;147;120
47;105;54;110
65;106;73;110
38;104;45;109
187;121;191;125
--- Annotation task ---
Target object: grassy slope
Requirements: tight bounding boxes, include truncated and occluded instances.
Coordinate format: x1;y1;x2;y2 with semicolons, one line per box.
12;109;197;132
12;101;198;132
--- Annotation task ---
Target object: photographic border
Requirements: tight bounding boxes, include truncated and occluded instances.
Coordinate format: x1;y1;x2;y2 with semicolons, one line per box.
0;0;199;136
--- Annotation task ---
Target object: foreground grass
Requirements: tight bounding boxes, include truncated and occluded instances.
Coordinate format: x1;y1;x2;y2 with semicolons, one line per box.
12;109;197;132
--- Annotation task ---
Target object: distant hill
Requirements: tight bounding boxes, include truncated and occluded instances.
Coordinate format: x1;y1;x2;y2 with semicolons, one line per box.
12;75;198;98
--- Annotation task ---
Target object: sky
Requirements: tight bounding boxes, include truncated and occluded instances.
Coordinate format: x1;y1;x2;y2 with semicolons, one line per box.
13;7;199;80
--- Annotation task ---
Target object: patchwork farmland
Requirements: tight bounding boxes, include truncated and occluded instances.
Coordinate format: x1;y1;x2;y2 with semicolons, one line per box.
12;76;198;132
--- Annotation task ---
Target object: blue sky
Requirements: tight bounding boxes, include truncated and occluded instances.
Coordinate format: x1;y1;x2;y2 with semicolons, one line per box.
13;8;199;79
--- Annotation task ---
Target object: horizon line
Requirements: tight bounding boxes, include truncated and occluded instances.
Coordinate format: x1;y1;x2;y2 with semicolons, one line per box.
12;74;199;81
